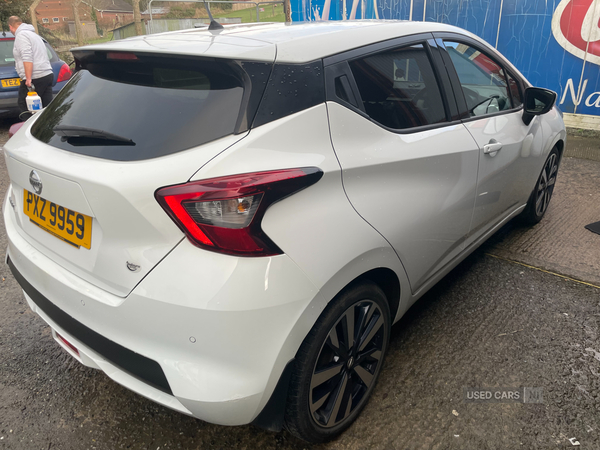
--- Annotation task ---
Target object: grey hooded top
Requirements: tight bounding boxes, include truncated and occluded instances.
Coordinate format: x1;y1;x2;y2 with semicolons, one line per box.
12;23;53;81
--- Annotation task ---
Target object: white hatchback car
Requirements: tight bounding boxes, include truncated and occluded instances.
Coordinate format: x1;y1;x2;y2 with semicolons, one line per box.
3;20;565;442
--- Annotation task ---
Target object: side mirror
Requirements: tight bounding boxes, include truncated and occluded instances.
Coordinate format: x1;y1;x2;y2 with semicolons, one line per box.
522;87;557;125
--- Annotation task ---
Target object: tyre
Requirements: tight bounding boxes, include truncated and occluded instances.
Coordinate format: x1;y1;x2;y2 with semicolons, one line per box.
284;281;391;443
520;147;560;225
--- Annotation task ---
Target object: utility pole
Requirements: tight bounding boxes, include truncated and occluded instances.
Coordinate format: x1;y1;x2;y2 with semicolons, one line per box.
29;0;43;34
284;0;292;22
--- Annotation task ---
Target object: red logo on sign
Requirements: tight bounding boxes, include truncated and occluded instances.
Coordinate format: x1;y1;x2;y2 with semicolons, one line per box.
553;0;600;64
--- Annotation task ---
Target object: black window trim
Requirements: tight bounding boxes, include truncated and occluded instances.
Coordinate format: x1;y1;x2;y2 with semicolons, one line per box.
324;33;463;136
433;32;526;124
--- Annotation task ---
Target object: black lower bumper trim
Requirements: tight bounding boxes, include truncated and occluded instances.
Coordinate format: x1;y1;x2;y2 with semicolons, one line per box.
252;359;294;432
8;256;173;396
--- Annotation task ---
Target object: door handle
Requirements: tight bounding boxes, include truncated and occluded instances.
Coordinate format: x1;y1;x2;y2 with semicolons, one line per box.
483;141;503;154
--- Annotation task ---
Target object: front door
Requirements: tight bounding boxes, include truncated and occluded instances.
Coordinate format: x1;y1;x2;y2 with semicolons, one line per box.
439;39;544;243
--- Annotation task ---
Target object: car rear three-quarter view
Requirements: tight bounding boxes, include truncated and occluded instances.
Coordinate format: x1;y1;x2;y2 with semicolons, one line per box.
3;21;565;443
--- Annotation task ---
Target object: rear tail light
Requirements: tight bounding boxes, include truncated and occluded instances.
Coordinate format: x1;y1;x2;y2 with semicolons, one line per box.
56;63;72;83
156;168;323;257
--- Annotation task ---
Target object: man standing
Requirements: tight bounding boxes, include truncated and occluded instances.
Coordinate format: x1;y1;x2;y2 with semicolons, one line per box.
8;16;53;115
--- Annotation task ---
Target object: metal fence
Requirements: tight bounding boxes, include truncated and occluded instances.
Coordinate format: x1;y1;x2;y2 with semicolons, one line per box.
147;0;288;34
113;17;244;39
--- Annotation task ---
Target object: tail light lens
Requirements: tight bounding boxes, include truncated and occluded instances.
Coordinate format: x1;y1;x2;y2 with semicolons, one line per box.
156;168;323;256
56;63;72;83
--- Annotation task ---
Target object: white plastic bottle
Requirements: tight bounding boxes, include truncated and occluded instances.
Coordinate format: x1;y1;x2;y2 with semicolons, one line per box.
26;91;42;112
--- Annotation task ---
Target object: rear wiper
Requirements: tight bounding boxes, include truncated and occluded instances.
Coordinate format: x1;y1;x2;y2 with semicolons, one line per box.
53;125;135;145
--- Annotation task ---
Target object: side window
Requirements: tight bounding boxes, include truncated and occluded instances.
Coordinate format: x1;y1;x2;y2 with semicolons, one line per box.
444;41;513;117
348;44;447;130
44;44;55;62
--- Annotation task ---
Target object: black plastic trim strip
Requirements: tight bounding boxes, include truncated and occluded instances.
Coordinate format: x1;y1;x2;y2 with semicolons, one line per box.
7;257;173;396
252;61;325;129
427;38;460;121
251;358;295;432
323;32;434;67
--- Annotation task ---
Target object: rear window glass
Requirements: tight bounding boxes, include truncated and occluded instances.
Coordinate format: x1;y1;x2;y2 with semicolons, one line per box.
0;39;15;66
31;56;246;161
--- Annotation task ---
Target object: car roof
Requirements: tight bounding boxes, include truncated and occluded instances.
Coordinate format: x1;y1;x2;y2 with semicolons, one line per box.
74;20;476;64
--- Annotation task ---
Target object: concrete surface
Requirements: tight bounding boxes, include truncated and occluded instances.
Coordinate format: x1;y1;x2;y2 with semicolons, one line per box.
0;122;598;450
485;157;600;287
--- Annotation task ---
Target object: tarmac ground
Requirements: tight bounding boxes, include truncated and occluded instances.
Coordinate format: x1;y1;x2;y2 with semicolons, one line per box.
0;122;599;450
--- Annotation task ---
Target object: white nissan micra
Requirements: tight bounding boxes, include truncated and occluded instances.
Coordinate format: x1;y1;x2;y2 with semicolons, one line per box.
3;20;565;442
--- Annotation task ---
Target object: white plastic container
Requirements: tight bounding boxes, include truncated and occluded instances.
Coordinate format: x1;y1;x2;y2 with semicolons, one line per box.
26;91;42;112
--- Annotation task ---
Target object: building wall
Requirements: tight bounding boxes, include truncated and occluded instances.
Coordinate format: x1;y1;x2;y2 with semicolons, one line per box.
291;0;600;127
35;0;90;31
95;11;135;28
35;0;134;31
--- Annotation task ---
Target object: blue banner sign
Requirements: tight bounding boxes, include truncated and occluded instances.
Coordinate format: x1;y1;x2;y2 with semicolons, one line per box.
291;0;600;118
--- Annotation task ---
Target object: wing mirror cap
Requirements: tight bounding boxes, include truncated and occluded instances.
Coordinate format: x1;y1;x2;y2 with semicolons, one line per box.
522;87;558;125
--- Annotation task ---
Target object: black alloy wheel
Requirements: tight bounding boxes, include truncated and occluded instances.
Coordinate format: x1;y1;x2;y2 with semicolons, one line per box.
285;282;391;443
521;147;560;225
534;150;558;217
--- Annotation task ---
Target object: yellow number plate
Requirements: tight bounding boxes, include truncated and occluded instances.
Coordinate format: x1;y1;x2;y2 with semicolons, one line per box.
1;78;21;88
23;190;92;249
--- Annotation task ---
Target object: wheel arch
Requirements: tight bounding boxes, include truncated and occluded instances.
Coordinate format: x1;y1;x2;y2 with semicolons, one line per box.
554;138;565;163
349;267;401;322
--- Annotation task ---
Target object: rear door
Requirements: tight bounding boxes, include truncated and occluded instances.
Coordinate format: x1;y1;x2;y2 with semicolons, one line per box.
325;36;480;293
436;35;544;244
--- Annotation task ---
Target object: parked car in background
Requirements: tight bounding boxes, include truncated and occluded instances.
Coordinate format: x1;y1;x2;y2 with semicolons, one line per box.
0;31;71;118
3;20;565;443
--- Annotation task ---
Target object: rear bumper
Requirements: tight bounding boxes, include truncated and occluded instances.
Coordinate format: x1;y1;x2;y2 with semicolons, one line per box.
4;187;319;425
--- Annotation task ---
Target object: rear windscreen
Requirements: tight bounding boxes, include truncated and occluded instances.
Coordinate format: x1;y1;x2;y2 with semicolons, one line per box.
0;40;15;66
31;55;248;161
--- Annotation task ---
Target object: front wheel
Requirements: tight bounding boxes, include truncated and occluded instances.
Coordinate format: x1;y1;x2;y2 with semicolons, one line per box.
284;282;391;443
520;147;560;225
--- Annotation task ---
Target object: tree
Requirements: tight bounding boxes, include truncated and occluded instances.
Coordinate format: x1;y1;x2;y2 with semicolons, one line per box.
132;0;143;36
0;0;32;32
90;5;102;36
72;0;83;46
122;0;150;15
29;0;43;34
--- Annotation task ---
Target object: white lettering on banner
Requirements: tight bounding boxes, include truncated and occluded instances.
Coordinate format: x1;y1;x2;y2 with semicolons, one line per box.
585;91;600;107
560;78;588;106
581;0;600;43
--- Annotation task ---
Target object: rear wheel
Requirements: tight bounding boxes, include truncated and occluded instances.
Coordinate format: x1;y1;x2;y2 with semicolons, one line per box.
284;282;391;443
521;147;560;225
